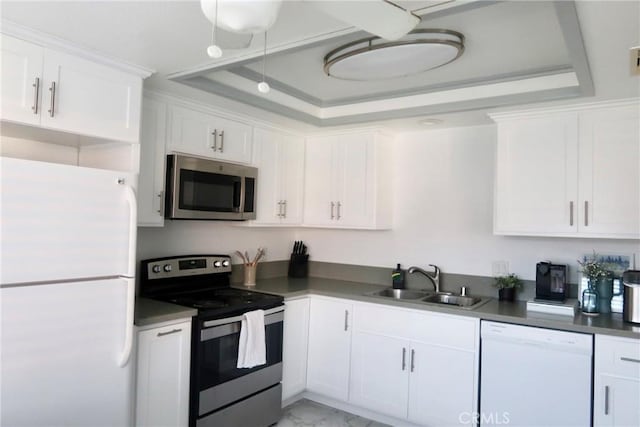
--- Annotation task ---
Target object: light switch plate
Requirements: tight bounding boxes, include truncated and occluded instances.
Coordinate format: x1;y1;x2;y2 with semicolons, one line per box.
631;46;640;76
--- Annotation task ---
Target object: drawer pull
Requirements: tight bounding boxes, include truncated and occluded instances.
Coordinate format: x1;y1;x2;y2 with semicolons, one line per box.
157;328;182;337
620;356;640;364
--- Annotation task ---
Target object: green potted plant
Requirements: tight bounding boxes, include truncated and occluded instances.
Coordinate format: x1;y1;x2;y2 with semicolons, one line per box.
577;252;612;314
577;253;608;286
493;273;522;302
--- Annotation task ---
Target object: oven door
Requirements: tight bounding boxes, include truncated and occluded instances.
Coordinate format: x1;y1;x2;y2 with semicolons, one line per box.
194;306;284;417
166;154;257;220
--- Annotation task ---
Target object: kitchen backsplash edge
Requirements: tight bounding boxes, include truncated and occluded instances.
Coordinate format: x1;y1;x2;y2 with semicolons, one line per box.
231;260;569;301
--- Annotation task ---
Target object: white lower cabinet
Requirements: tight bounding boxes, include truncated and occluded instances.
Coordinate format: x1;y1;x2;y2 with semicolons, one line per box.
136;319;192;427
282;298;310;401
407;341;476;426
306;297;353;401
350;332;410;418
349;303;479;426
594;335;640;427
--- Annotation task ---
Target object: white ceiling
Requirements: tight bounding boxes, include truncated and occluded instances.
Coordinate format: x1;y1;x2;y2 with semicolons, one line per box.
2;0;638;129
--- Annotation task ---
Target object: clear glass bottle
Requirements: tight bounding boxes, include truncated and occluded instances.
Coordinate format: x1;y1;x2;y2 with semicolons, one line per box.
581;280;600;314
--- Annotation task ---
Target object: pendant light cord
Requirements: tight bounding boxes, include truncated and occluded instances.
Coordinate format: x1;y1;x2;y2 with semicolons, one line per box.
262;31;267;82
211;0;218;45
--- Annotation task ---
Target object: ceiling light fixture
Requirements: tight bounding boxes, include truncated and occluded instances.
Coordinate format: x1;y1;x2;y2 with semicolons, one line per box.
324;29;465;81
201;0;282;34
418;118;443;126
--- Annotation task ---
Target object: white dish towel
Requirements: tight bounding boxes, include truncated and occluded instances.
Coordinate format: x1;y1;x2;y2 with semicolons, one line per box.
236;309;266;369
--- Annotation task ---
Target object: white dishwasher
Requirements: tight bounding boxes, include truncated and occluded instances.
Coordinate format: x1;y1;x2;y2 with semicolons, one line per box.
480;321;593;427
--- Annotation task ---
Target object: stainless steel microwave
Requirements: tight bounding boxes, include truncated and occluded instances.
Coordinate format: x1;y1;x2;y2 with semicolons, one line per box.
165;154;257;220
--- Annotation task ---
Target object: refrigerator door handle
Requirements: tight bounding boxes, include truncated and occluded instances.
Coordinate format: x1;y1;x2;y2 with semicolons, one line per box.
121;182;137;277
118;277;135;368
118;182;137;368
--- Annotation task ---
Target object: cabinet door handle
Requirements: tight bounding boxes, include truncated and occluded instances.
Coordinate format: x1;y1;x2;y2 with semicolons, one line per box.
402;348;406;371
48;81;56;118
277;200;283;218
32;77;40;114
604;385;609;415
330;202;335;220
584;201;589;226
336;201;341;220
620;356;640;364
156;191;164;214
344;310;348;331
219;130;224;152
157;328;182;337
410;349;415;372
569;201;574;226
211;129;218;150
282;200;287;218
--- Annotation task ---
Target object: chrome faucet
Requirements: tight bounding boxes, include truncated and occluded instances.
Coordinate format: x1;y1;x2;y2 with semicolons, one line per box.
408;265;441;293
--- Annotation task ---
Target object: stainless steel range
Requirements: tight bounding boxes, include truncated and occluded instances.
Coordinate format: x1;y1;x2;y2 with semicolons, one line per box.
140;255;284;427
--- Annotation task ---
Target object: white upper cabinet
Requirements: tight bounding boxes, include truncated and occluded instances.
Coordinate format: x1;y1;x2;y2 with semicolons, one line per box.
252;127;305;225
494;112;579;235
1;35;43;126
168;104;252;164
304;130;392;229
1;34;143;143
578;105;640;237
493;101;640;239
138;96;168;227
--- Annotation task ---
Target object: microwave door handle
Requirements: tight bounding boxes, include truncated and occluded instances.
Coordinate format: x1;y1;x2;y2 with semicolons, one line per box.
238;177;246;214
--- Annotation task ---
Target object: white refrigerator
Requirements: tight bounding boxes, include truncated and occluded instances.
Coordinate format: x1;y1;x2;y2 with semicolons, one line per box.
1;157;137;426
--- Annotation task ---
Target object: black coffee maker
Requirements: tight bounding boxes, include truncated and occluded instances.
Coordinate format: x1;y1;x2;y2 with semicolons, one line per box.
536;262;568;301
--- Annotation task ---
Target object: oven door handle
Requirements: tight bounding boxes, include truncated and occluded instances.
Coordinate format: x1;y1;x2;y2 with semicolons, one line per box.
203;306;284;329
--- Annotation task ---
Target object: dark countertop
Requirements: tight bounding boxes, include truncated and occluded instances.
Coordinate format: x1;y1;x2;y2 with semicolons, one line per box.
232;277;640;339
135;297;197;327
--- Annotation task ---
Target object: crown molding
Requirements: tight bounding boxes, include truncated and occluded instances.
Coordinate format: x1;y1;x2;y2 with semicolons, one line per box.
488;98;640;121
1;20;154;78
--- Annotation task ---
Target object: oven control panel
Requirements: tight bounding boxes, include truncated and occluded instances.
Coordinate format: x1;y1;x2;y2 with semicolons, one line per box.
146;255;232;279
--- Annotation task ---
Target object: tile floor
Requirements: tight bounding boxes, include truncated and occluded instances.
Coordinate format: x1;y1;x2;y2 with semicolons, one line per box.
276;399;390;427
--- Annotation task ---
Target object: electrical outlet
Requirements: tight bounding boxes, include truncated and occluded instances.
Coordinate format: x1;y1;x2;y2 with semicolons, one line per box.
631;46;640;76
492;261;509;277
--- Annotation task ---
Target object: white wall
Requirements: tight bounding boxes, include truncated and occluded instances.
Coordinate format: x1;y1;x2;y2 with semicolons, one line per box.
136;124;639;281
296;125;639;281
136;221;294;265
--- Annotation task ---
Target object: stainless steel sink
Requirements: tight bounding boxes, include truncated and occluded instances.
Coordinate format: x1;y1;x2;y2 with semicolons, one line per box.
422;293;488;309
369;289;430;300
366;288;489;310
